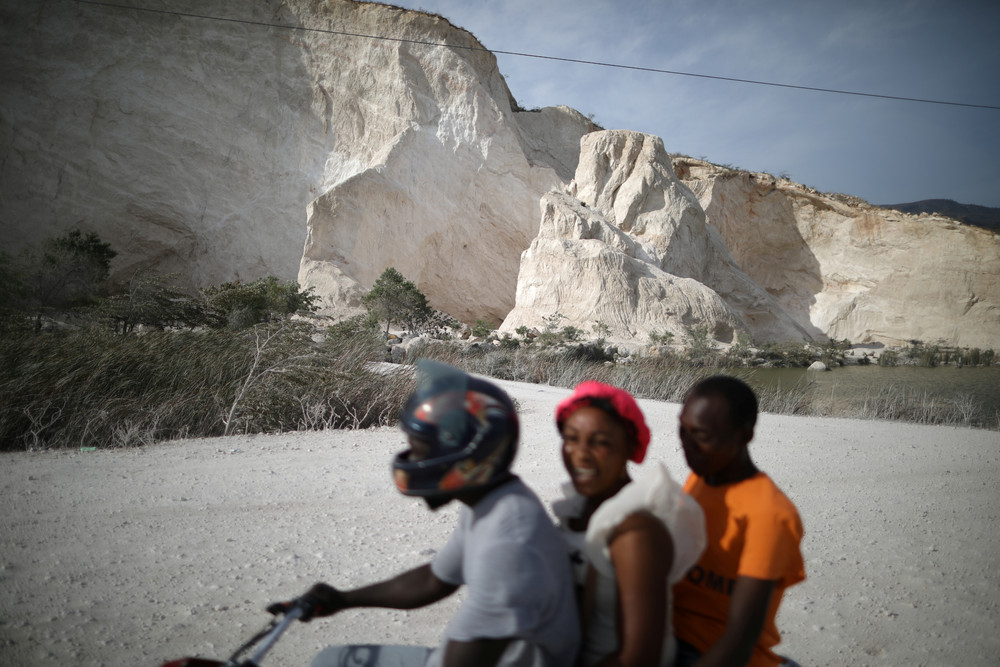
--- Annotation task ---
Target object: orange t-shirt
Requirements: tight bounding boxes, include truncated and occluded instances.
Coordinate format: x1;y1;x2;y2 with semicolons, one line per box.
672;472;805;667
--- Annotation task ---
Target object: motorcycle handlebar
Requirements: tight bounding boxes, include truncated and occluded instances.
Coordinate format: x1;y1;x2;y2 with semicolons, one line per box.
239;605;306;666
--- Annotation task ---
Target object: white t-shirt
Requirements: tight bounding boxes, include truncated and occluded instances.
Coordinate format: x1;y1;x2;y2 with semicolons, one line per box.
428;477;580;667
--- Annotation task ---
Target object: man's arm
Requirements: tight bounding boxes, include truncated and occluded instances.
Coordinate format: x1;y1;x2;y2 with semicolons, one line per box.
305;563;458;618
693;576;775;667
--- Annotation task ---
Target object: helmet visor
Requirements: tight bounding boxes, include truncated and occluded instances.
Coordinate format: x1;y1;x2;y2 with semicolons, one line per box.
406;359;471;450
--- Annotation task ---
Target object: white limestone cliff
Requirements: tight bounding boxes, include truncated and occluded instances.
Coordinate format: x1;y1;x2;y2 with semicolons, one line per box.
1;0;594;323
291;4;598;322
3;0;998;349
500;131;813;345
3;0;328;287
674;158;1000;349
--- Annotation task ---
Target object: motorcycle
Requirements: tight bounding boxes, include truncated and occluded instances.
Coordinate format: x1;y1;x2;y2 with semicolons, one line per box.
159;596;433;667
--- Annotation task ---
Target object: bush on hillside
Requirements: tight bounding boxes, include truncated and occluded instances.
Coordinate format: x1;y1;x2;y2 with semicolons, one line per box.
94;271;212;334
202;275;319;329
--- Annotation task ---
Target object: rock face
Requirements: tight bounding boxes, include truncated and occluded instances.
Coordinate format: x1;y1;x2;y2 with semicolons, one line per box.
292;5;597;322
3;0;998;349
1;0;594;323
2;0;328;287
674;159;1000;349
500;131;813;345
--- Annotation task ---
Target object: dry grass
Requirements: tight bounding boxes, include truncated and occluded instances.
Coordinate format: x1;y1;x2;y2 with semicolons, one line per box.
411;343;813;416
3;328;992;451
0;322;413;450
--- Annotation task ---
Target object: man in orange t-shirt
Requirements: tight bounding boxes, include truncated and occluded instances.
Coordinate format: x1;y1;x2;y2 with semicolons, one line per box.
673;376;805;667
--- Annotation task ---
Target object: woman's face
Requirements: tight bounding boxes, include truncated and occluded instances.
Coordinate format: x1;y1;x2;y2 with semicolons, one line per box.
561;405;632;500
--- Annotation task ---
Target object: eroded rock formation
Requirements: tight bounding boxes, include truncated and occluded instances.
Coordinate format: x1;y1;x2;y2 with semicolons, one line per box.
500;131;813;345
674;159;1000;348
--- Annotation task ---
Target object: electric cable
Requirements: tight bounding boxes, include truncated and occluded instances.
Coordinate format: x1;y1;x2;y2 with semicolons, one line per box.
69;0;1000;111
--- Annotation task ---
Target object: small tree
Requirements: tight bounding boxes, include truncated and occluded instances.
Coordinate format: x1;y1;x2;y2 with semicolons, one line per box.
536;312;567;347
19;230;117;330
685;324;714;363
362;267;433;336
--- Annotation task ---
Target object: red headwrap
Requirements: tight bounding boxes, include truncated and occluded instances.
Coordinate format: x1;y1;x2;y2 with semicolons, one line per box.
555;381;650;463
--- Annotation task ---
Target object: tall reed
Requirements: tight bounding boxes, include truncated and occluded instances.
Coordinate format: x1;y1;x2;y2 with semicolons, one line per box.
0;323;413;450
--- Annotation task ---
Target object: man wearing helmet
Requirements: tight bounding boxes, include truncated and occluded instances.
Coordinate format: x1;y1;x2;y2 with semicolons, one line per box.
278;361;580;667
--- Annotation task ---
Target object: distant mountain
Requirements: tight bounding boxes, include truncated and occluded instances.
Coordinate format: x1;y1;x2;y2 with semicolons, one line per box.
878;199;1000;232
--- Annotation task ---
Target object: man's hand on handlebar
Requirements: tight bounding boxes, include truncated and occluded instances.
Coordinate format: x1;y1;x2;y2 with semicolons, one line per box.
266;583;346;622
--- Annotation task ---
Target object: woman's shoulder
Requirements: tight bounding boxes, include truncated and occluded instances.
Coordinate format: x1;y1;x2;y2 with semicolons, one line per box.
587;462;707;581
587;462;703;542
608;509;670;542
596;462;686;524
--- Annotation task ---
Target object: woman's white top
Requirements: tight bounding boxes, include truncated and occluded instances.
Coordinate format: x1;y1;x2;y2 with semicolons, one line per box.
552;462;706;667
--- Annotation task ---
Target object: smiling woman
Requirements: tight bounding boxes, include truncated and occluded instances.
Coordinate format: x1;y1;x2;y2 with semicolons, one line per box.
560;405;633;504
551;381;705;667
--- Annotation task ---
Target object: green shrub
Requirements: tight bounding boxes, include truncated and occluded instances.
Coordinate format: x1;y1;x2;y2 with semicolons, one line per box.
561;325;583;342
95;271;210;333
728;332;753;357
471;318;494;338
328;312;381;338
957;347;995;367
919;346;940;367
877;350;899;366
562;341;614;364
757;341;815;367
497;337;521;351
649;330;675;346
5;230;117;331
202;276;318;329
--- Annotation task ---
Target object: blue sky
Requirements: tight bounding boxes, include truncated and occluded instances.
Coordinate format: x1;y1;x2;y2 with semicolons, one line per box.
380;0;1000;207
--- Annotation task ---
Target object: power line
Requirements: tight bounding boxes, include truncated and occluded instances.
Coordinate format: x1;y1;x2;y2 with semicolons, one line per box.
71;0;1000;111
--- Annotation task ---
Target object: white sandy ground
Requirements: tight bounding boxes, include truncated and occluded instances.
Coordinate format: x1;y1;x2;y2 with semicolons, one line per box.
2;378;999;667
